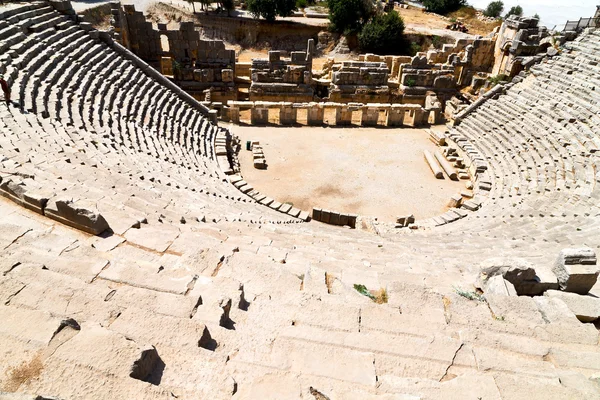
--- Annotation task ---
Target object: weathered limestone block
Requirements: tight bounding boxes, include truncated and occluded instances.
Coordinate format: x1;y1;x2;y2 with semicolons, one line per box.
484;275;517;296
448;194;463;208
250;107;268;125
552;248;599;294
334;106;352;126
361;106;379;126
545;290;600;322
386;105;406;126
229;105;240;124
312;207;322;221
221;68;233;83
279;103;297;125
478;258;558;296
307;103;324;125
396;215;415;227
45;198;110;235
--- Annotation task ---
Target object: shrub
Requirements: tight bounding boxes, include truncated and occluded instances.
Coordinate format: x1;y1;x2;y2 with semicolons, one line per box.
358;11;406;55
405;77;416;87
247;0;297;21
327;0;375;34
505;5;523;18
422;0;466;15
296;0;308;8
488;73;508;85
483;0;503;18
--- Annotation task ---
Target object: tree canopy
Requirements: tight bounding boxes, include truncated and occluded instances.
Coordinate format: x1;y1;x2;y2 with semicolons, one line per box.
359;11;407;55
505;5;523;18
422;0;466;15
247;0;297;22
483;0;504;18
327;0;375;34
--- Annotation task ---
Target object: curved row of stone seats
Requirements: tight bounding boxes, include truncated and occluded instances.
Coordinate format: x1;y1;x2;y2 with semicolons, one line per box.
0;102;299;230
0;2;302;227
417;30;600;234
2;199;599;399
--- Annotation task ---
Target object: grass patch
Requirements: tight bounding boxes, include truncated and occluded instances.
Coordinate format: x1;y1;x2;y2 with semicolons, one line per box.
354;284;388;303
453;286;485;302
325;272;335;294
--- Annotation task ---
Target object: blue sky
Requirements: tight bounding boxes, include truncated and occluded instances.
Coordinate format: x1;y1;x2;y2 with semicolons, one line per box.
469;0;598;29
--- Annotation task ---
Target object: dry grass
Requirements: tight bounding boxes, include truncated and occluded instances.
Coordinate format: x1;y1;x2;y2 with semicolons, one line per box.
3;353;44;392
325;272;335;294
447;6;502;35
372;288;388;304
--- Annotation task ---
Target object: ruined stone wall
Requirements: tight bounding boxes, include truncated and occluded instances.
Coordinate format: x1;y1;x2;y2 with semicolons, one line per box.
491;16;549;76
357;54;412;79
249;41;315;102
193;13;322;50
121;4;161;62
110;4;237;101
426;38;495;72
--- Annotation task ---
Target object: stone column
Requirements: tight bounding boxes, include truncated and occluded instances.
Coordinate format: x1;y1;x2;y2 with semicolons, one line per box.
334;105;352;126
279;102;297;125
385;105;405;127
361;104;380;126
208;109;218;125
307;103;324;126
251;107;268;125
229;105;240;124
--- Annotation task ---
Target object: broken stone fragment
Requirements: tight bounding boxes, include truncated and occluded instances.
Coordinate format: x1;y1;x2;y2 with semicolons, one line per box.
545;290;600;322
552;247;599;294
45;198;110;235
484;275;517;296
478;257;558;296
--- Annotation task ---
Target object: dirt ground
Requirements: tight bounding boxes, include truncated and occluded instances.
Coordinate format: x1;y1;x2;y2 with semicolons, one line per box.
232;124;466;223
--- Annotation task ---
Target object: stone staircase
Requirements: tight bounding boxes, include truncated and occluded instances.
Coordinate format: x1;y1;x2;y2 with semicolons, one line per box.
0;2;599;399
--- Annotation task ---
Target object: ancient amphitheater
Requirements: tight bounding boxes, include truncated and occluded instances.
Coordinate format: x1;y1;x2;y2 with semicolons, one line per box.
1;1;600;399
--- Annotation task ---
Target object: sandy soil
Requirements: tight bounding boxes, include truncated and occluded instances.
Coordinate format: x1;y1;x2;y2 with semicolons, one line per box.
232;124;466;223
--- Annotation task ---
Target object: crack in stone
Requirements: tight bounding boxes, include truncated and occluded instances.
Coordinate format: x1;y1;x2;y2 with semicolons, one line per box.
439;342;464;382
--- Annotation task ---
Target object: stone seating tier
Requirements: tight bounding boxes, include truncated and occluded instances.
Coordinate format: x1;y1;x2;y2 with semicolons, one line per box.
1;2;600;398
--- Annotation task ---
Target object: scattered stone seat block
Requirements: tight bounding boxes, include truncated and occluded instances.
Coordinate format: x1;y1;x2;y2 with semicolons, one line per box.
552;248;599;294
396;214;415;228
484;275;517;296
298;211;310;221
312;207;322;221
45;198;110;235
448;194;462;208
545;290;600;322
477;257;559;296
0;178;53;215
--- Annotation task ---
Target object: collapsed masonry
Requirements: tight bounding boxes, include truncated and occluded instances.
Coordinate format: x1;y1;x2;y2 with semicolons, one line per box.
249;43;315;102
107;3;580;125
110;3;236;102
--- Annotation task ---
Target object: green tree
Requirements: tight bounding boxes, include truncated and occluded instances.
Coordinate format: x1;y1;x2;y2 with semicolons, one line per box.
422;0;466;15
483;0;504;18
327;0;375;34
505;5;523;18
220;0;235;15
247;0;297;21
359;11;407;55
